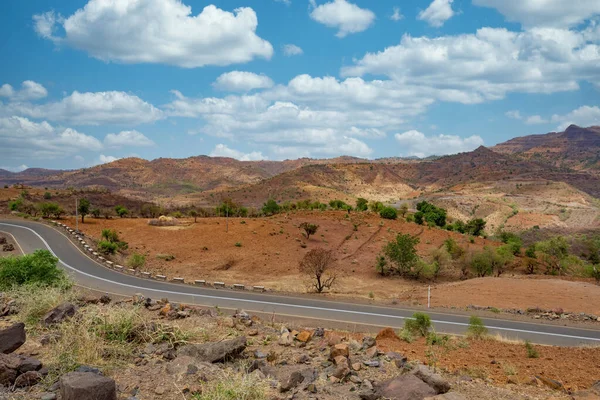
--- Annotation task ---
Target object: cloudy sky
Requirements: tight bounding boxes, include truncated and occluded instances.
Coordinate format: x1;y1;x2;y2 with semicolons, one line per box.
1;0;599;171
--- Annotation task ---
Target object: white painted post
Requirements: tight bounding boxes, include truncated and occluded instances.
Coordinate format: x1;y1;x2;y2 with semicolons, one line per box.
428;285;431;308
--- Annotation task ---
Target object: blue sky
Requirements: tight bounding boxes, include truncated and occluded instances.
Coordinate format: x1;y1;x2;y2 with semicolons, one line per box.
1;0;599;171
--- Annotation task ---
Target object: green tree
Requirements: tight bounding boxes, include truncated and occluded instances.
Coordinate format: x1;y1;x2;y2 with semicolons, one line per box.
78;198;90;223
188;209;198;222
38;203;63;219
499;231;522;255
379;207;398;220
262;199;281;216
91;208;101;218
299;222;319;240
356;198;369;212
465;218;486;236
399;203;409;217
536;236;570;275
115;205;129;218
416;201;447;227
379;234;420;277
369;201;384;213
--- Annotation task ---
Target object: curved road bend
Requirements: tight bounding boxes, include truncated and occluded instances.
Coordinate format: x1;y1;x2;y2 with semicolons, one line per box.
2;219;600;347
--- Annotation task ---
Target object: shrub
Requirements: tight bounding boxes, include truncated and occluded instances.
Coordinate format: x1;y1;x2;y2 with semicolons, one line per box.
369;201;384;213
91;208;101;218
299;222;319;240
43;191;52;199
0;250;66;289
467;316;488;339
426;331;450;346
355;198;369;211
465;218;486;236
114;205;129;218
415;201;447;227
380;207;398;220
188;209;198;222
329;199;350;210
378;234;420;277
38;202;65;219
536;236;570;275
127;253;146;269
444;238;465;259
299;248;337;293
500;231;523;255
399;203;409;217
404;312;431;337
234;242;242;247
171;211;183;218
525;340;539;358
399;328;413;343
98;241;118;255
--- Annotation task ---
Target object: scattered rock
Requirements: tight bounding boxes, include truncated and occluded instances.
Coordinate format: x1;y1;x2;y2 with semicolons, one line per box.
159;303;171;316
280;371;304;392
279;328;293;346
16;355;42;373
376;374;437;400
177;336;247;363
411;364;451;394
352;362;362;371
222;317;235;328
306;383;317;393
60;372;117;400
331;364;350;380
247;329;259;336
362;336;376;349
296;331;312;343
2;244;14;252
365;346;379;358
535;375;564;391
75;365;103;375
40;393;57;400
313;327;325;337
329;343;349;360
43;303;76;326
0;322;26;354
363;360;380;368
0;353;20;386
14;370;42;387
424;393;468;400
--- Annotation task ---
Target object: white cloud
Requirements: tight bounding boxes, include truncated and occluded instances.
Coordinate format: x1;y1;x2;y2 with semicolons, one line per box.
551;105;600;130
0;165;28;173
213;71;274;92
104;130;155;148
2;91;163;125
209;144;268;161
283;44;304;56
525;115;549;124
390;7;404;22
97;155;119;165
33;0;273;68
418;0;455;28
309;0;375;38
274;0;291;5
0;116;102;163
0;81;48;101
473;0;600;28
394;130;484;157
505;110;523;120
342;27;600;103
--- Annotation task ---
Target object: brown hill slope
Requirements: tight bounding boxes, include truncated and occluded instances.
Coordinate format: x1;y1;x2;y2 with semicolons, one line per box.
492;124;600;172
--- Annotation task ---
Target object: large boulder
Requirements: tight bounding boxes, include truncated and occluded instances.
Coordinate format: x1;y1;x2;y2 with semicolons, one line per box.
410;365;451;394
376;374;437;400
0;353;20;386
177;336;247;363
16;355;42;373
43;303;76;326
0;323;26;354
59;372;117;400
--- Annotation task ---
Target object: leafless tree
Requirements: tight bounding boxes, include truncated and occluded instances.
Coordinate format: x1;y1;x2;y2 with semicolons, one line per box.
299;248;337;293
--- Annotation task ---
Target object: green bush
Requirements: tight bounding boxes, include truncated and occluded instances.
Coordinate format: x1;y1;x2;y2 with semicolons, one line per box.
299;222;319;239
262;199;281;216
378;234;420;277
0;250;66;289
404;312;431;337
415;201;447;227
444;238;464;260
525;340;539;358
379;207;398;220
114;205;129;218
43;191;52;199
369;201;384;213
426;331;450;346
98;241;118;255
356;198;368;212
235;242;242;247
127;253;146;269
91;208;101;218
467;316;488;338
38;203;65;219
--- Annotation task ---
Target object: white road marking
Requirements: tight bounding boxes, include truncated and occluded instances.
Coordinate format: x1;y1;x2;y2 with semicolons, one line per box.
2;222;600;343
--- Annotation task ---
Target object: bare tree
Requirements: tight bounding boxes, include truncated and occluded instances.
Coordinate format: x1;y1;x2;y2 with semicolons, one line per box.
299;222;319;240
299;248;337;293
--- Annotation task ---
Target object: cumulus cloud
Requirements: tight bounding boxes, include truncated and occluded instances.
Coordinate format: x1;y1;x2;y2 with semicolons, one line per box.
283;44;303;56
97;155;119;165
342;27;600;103
473;0;600;28
274;0;291;5
418;0;455;28
209;144;268;161
309;0;375;38
104;130;155;148
0;116;102;163
551;105;600;130
33;0;273;68
1;91;163;125
525;115;549;125
0;165;28;173
394;130;484;158
213;71;274;92
390;7;404;22
0;81;48;101
505;110;523;120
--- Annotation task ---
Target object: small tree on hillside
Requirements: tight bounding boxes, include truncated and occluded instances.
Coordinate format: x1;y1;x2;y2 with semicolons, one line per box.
380;207;398;220
188;209;198;223
356;198;368;212
299;222;319;240
399;203;409;217
379;234;420;277
262;199;281;216
115;205;129;218
91;208;101;218
536;236;570;275
78;198;90;223
299;248;337;293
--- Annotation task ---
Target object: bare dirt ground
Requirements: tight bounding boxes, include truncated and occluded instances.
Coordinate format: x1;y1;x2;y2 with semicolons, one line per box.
57;212;600;315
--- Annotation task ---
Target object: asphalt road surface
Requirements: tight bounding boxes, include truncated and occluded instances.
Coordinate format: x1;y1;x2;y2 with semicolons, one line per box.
2;219;600;347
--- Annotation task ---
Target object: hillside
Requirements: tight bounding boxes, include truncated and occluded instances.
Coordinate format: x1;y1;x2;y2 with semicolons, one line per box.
492;124;600;172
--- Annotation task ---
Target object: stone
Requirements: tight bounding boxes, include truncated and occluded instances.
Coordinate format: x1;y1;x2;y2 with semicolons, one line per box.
177;336;247;363
365;346;378;358
280;371;304;392
43;303;76;326
352;362;362;371
17;355;42;373
99;295;111;304
0;353;20;386
306;383;317;393
350;375;362;384
297;354;310;364
331;365;350;380
159;303;171;316
60;372;117;400
166;356;220;382
313;327;325;337
75;365;103;375
2;244;14;252
362;336;376;349
535;375;564;390
334;355;349;367
297;331;312;343
329;343;349;360
363;360;380;368
411;364;451;394
39;333;61;346
254;351;267;359
40;393;57;400
424;393;468;400
222;317;235;328
247;329;259;336
592;381;600;394
363;380;373;390
279;329;293;346
14;370;42;387
0;323;26;354
376;374;437;400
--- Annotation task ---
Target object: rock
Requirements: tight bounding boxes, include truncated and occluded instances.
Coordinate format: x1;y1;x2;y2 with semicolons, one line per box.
376;327;399;341
306;383;317;393
411;365;450;394
363;380;373;390
535;375;564;390
352;362;362;371
43;303;76;326
313;327;325;337
0;353;20;386
222;317;235;328
279;329;293;346
592;381;600;394
247;329;259;336
177;336;247;363
363;360;380;368
2;244;14;252
99;295;111;304
279;371;304;392
350;375;362;384
362;336;376;349
424;393;467;400
297;354;310;364
0;237;5;244
254;351;267;359
75;365;103;375
365;346;379;358
331;365;350;380
329;343;349;360
60;372;117;400
159;303;171;316
0;323;26;354
40;393;57;400
17;355;42;373
39;333;61;346
14;370;42;387
376;374;437;400
296;331;312;343
166;356;220;382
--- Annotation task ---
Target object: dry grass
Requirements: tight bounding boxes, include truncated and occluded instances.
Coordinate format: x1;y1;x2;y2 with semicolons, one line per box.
192;367;269;400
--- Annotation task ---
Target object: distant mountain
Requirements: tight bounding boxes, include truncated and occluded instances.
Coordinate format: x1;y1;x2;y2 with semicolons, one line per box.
492;125;600;172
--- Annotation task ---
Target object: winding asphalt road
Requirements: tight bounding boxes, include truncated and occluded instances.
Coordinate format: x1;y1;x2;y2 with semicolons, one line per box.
2;219;600;347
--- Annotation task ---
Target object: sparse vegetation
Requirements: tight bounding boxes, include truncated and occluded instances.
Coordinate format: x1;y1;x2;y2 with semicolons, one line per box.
355;197;369;211
404;312;431;337
127;253;146;269
115;205;129;218
525;340;539;358
467;316;488;339
299;222;319;240
299;248;337;293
